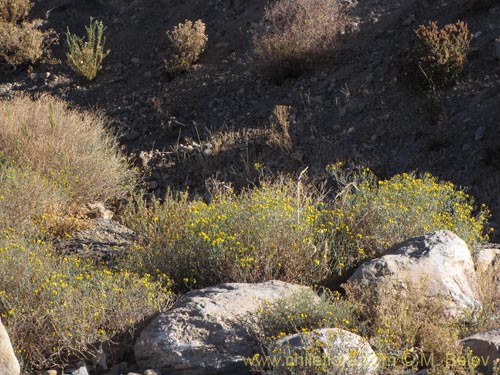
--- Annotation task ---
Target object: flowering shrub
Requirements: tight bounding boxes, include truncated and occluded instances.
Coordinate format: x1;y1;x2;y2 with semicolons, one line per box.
0;231;172;371
319;164;489;279
253;0;348;79
413;21;472;88
120;178;331;289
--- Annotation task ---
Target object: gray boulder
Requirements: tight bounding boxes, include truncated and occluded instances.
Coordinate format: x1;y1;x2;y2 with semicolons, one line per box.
0;318;20;375
462;329;500;374
270;328;379;375
349;230;481;317
134;281;318;375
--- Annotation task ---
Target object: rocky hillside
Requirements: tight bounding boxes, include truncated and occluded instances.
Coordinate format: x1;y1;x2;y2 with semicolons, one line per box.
1;0;499;231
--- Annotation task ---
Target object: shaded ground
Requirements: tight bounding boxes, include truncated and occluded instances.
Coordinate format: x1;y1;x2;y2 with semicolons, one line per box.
1;0;500;235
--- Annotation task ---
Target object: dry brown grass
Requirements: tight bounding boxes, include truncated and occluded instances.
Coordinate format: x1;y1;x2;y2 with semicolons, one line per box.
267;104;294;153
0;0;32;23
0;20;44;67
0;94;134;206
165;19;208;74
253;0;348;79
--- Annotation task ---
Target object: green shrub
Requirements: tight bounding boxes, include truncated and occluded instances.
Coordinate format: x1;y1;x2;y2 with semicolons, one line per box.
66;18;110;80
0;0;32;23
412;20;472;88
318;164;489;279
253;0;348;79
164;19;208;74
0;231;172;371
119;178;331;290
0;20;45;67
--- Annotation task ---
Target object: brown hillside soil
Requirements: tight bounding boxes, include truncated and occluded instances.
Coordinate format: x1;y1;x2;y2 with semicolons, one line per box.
1;0;500;236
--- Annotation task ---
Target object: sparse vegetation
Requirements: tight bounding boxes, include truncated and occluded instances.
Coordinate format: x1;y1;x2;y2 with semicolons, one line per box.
66;18;110;80
164;19;208;74
253;0;348;79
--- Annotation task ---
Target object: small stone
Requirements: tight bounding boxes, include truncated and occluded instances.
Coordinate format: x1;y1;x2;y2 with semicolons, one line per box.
402;14;415;26
71;365;89;375
475;127;486;141
495;38;500;59
39;371;57;375
462;143;471;151
143;370;159;375
144;71;152;78
131;57;141;64
202;148;214;157
474;31;483;38
147;180;159;190
110;362;128;375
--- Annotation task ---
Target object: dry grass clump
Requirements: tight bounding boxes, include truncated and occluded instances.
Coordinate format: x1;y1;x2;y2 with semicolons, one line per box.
164;19;207;74
0;231;173;371
346;281;475;375
0;95;134;205
66;18;110;80
0;20;45;67
0;0;32;23
410;21;472;89
253;0;349;79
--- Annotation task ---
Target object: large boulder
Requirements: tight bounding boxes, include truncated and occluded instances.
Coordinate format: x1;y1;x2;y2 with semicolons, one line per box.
462;329;500;374
134;281;318;375
0;319;20;375
270;328;379;375
348;230;481;317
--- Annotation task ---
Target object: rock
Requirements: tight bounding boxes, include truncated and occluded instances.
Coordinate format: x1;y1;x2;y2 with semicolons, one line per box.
0;319;20;375
474;127;486;141
475;127;486;141
70;365;89;375
39;371;57;375
474;247;500;274
348;231;481;318
143;370;160;375
496;38;500;60
87;202;114;220
110;362;127;375
56;218;137;263
462;329;500;374
135;281;318;375
270;328;378;375
131;58;141;64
